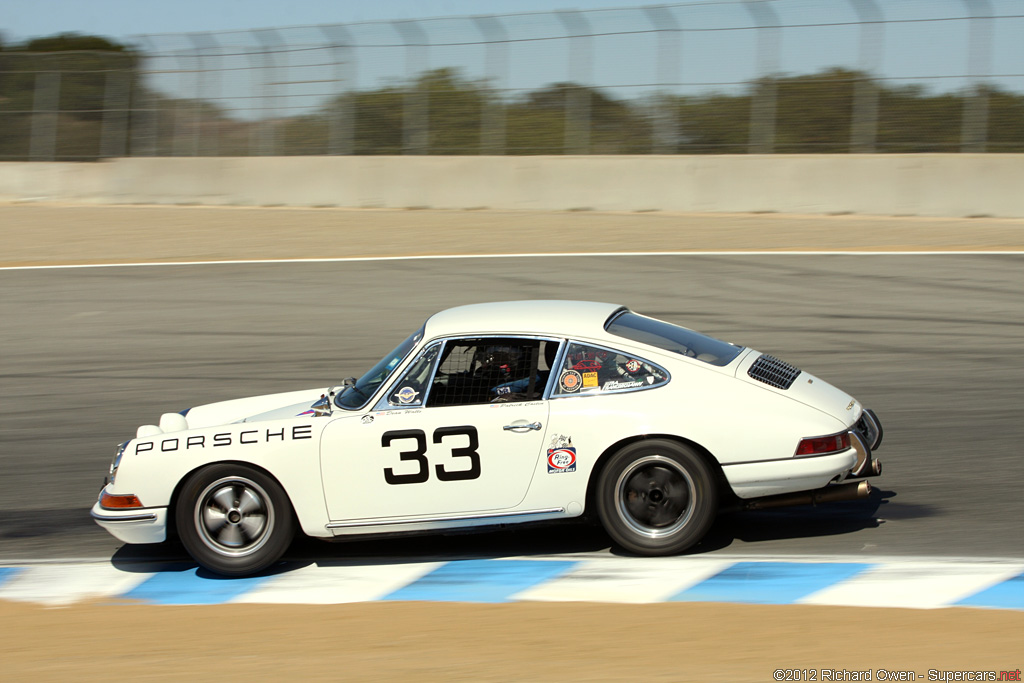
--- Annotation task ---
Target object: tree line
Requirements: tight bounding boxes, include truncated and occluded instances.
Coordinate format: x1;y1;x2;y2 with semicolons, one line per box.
2;33;1022;160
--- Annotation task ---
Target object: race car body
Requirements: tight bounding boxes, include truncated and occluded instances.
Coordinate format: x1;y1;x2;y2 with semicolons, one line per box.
92;300;883;575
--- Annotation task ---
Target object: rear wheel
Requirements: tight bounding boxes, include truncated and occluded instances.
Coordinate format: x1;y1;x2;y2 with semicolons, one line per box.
176;464;295;576
596;440;717;555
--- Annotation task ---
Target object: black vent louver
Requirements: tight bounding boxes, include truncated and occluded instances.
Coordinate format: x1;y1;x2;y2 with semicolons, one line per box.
748;354;801;390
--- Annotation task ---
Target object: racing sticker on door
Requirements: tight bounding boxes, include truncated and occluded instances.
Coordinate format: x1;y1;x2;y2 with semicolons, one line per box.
547;434;577;474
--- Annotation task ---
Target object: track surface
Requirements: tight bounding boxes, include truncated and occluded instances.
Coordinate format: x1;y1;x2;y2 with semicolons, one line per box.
3;206;1024;680
2;253;1022;562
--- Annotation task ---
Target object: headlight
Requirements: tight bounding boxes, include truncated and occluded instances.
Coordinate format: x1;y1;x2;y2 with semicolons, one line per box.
108;441;129;484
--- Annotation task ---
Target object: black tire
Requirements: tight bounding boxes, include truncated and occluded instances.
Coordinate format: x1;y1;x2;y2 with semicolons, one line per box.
596;440;718;556
175;464;295;576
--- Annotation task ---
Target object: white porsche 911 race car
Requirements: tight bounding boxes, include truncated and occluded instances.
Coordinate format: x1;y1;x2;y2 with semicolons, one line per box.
92;301;883;576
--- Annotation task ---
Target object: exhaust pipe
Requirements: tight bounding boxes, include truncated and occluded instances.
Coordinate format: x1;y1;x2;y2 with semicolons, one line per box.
850;431;883;478
742;480;871;511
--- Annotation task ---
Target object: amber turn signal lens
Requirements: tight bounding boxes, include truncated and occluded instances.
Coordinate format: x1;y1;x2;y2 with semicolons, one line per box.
100;492;144;509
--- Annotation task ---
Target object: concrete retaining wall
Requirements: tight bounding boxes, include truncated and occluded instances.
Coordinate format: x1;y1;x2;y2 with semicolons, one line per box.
2;154;1022;217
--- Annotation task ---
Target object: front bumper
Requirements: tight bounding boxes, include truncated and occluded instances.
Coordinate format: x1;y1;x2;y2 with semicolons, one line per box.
90;501;168;544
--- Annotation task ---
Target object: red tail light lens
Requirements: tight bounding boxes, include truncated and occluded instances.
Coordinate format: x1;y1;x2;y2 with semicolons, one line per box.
795;432;851;457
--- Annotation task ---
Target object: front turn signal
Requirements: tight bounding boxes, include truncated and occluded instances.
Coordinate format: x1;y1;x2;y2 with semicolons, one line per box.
100;492;144;509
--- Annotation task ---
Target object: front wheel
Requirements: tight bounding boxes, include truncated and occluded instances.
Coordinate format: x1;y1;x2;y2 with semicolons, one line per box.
175;464;295;576
596;440;718;555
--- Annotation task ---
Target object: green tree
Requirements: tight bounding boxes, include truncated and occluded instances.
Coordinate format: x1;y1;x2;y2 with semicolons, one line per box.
0;33;139;160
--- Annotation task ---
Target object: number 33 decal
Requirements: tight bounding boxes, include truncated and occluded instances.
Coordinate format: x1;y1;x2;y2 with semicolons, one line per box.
381;426;481;485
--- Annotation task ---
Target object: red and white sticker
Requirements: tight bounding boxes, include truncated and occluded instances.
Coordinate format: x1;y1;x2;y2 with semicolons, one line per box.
547;447;577;473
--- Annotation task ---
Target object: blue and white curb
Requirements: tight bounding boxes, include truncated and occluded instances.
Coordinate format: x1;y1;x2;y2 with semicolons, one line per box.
0;555;1021;610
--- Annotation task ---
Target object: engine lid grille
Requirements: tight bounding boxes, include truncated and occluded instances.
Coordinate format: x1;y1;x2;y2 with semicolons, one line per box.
748;354;801;390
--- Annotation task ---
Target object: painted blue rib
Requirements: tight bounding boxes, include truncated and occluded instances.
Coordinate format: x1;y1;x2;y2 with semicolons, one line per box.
955;572;1024;610
382;559;579;603
670;561;871;604
0;567;22;587
121;567;277;605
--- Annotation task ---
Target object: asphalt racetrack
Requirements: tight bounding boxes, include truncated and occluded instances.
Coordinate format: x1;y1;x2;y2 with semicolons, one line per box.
2;206;1023;680
2;251;1022;562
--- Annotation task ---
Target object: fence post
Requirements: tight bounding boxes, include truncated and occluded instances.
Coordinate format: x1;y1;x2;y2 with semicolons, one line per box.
188;33;220;156
556;10;592;155
392;20;430;155
130;37;158;156
29;57;60;161
743;0;781;154
319;24;356;155
253;28;283;156
960;0;992;153
472;15;508;155
643;5;682;154
170;44;197;157
848;0;883;153
99;52;131;158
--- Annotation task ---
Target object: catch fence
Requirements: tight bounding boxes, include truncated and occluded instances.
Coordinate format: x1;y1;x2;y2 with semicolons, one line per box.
2;0;1022;160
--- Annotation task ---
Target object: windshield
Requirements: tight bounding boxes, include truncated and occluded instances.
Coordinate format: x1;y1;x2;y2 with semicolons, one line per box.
606;311;743;367
335;326;424;410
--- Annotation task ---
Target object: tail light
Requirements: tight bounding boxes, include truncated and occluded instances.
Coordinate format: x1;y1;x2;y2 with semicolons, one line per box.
795;431;851;457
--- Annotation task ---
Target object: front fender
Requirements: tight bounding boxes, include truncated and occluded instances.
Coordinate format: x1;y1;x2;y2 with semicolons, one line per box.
106;417;336;539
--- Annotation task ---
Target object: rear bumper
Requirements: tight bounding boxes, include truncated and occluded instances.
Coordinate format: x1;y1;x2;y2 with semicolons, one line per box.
723;449;859;499
850;407;884;478
90;502;168;544
725;407;884;499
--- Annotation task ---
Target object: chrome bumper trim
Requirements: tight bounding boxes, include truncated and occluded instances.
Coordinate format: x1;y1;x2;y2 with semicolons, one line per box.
861;407;884;450
90;509;158;523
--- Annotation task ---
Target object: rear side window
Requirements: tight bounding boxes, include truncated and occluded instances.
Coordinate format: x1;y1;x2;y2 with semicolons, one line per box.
553;343;669;397
606;312;743;367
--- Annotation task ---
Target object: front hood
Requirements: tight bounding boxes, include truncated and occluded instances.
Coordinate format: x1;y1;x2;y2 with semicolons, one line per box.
736;352;860;426
180;387;328;429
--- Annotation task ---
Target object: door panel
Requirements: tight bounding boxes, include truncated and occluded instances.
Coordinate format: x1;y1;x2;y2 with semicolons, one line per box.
320;402;549;521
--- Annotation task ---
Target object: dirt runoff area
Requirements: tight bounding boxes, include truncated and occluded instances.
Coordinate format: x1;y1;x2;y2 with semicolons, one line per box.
1;601;1022;681
3;203;1023;681
1;203;1023;267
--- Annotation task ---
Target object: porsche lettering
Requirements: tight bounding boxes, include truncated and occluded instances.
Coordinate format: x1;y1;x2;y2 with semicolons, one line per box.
134;424;313;454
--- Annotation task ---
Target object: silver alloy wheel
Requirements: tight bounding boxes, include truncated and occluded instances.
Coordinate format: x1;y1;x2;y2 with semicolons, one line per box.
614;454;695;539
194;476;275;557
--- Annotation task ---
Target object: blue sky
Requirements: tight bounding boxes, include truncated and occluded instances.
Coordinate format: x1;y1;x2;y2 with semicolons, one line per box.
4;0;675;41
3;0;1022;98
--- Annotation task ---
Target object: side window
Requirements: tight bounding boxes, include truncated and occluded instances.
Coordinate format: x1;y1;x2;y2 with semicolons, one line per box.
386;343;441;407
553;342;669;397
426;338;559;408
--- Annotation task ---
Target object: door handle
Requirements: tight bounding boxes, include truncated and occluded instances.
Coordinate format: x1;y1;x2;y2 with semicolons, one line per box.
503;421;542;432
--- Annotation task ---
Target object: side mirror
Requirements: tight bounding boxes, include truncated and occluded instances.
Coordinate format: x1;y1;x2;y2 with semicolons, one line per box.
328;377;357;398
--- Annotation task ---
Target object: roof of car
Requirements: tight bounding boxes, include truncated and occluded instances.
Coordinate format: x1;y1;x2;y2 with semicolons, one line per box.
424;300;625;341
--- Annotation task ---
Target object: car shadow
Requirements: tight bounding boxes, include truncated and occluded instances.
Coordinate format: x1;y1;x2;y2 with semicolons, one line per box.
680;486;904;555
108;487;910;576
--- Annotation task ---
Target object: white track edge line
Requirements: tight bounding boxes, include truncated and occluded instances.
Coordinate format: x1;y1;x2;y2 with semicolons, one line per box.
3;250;1024;271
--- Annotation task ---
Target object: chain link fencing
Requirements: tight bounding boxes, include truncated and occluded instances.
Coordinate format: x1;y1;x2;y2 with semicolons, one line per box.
2;0;1023;160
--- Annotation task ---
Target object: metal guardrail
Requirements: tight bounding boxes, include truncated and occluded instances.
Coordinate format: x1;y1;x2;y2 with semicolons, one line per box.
1;0;1022;160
